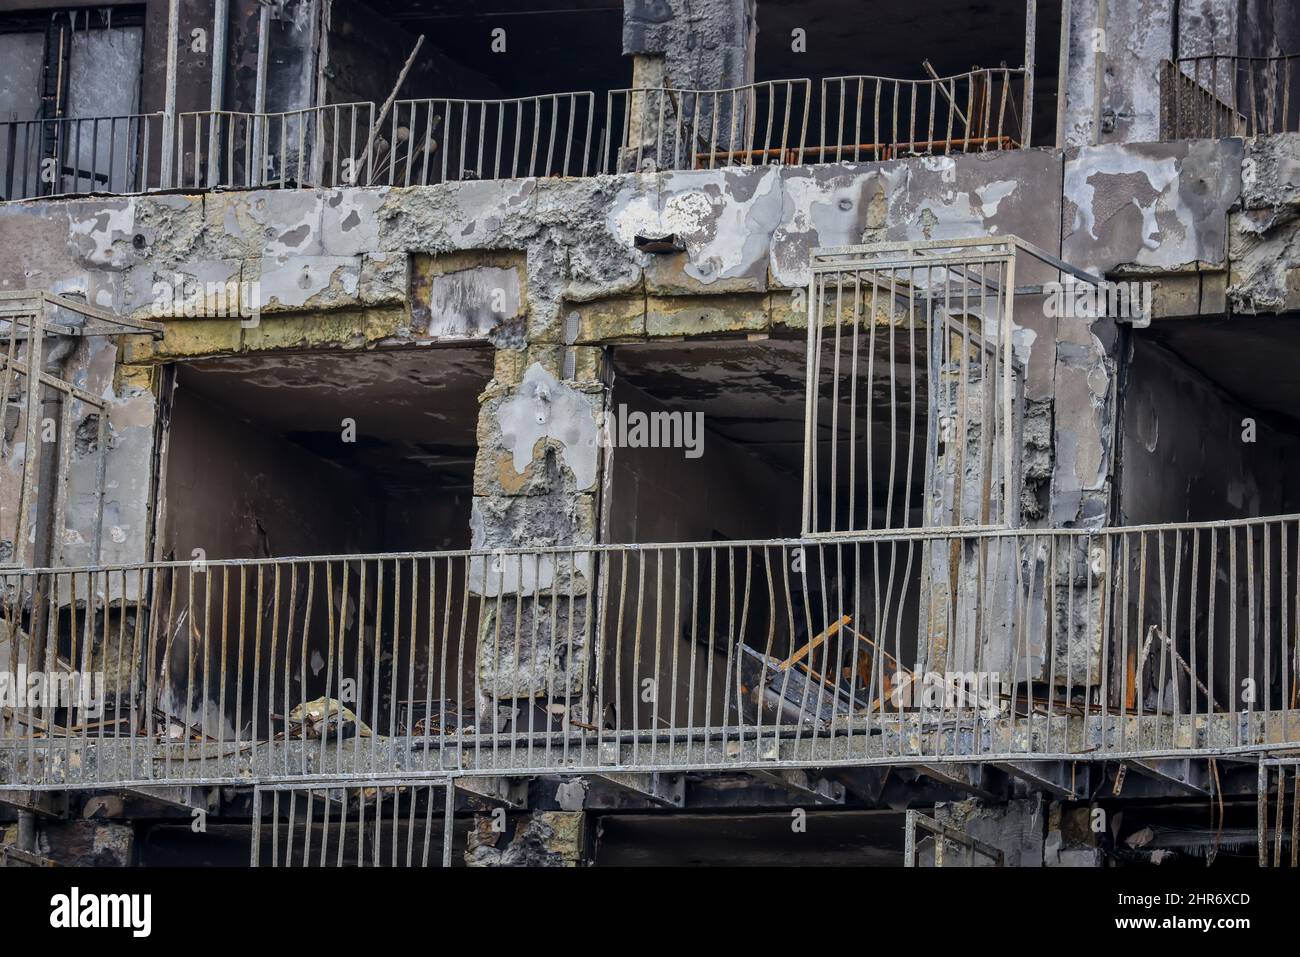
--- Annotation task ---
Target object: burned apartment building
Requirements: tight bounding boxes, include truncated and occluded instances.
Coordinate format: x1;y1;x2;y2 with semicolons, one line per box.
0;0;1298;871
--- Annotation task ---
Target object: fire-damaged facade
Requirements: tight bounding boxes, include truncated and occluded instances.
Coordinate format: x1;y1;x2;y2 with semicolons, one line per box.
1;0;1299;869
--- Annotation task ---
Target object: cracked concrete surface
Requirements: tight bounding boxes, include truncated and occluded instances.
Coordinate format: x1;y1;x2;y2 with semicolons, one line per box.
0;137;1289;565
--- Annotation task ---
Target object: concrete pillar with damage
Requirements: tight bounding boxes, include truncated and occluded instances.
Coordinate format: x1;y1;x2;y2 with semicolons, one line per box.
468;345;604;867
622;0;756;93
471;353;603;741
619;0;758;171
465;809;588;866
935;796;1046;866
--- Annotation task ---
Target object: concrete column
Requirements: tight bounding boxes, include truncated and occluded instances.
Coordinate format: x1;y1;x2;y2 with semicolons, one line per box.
1044;802;1104;865
16;811;36;852
620;1;758;171
469;345;607;737
623;0;757;93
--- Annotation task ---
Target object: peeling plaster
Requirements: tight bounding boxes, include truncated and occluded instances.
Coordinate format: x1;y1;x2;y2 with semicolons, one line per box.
496;363;599;492
1064;140;1240;274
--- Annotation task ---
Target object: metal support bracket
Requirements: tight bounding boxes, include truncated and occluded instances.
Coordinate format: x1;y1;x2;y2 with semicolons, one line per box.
992;761;1078;800
747;768;845;805
457;775;528;809
1128;758;1211;797
593;772;685;807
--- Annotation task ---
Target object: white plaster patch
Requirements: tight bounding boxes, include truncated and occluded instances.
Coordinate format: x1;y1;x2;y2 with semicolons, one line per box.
68;200;134;266
1012;325;1037;368
608;192;660;247
922;155;957;182
256;255;361;309
662;189;717;235
1064;147;1186;254
976;180;1018;217
496;363;599;491
686;171;780;282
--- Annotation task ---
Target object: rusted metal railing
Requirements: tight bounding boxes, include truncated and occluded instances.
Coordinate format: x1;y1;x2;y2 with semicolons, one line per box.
602;80;812;173
1162;54;1300;139
1258;757;1299;867
1;69;1041;201
382;93;597;184
1;516;1298;790
815;68;1030;163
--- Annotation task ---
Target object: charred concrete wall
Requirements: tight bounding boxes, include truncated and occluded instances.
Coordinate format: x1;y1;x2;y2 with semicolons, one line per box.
1062;0;1300;148
161;384;383;562
0;138;1275;561
607;379;794;544
1119;337;1300;525
7;134;1300;725
321;0;430;106
224;0;320;115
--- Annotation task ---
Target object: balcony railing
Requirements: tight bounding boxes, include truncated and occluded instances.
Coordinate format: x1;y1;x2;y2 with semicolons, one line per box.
169;95;600;190
1;516;1298;790
811;68;1029;164
1161;54;1300;139
0;69;1035;202
0;113;164;201
601;79;813;173
1258;757;1299;867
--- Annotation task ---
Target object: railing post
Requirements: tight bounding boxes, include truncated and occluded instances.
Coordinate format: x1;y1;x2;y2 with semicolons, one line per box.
1055;0;1071;147
208;0;229;189
252;1;272;188
1023;0;1036;147
160;0;180;189
904;809;918;866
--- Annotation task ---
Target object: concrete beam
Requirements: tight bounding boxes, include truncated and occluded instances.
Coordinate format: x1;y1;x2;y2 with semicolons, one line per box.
0;789;68;818
121;785;215;813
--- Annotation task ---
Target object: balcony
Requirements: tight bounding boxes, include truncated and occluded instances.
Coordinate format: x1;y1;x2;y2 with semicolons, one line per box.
0;68;1031;202
1;517;1298;791
1161;53;1300;139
